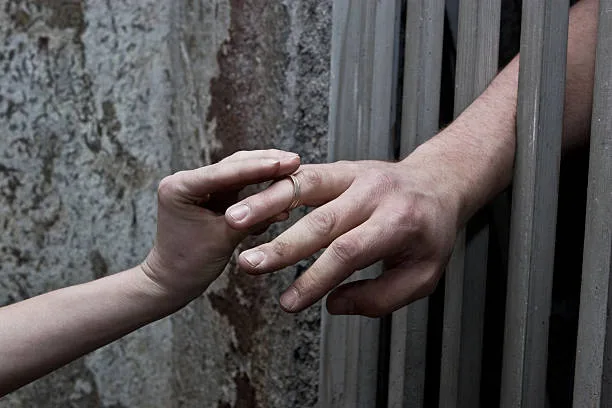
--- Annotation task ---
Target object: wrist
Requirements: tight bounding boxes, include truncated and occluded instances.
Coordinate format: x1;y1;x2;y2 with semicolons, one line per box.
138;249;205;311
402;122;513;226
398;140;469;228
405;62;517;225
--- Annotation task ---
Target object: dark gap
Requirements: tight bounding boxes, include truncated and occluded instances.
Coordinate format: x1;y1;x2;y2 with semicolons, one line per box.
547;149;589;407
438;10;456;130
423;281;445;408
377;315;393;408
498;0;522;70
477;1;521;405
378;1;407;405
546;3;582;407
422;8;457;408
393;0;408;162
483;2;583;407
479;191;510;407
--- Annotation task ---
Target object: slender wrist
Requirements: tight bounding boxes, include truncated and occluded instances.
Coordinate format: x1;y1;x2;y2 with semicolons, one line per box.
128;266;189;316
139;246;209;309
137;263;202;312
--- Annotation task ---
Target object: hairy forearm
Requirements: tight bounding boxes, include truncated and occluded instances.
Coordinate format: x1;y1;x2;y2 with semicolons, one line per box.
0;266;182;396
412;0;597;225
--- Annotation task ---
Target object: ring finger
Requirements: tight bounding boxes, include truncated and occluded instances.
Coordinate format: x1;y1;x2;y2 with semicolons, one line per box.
225;163;354;228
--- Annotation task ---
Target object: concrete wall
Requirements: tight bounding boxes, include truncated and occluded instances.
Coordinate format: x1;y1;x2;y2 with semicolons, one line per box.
0;1;330;406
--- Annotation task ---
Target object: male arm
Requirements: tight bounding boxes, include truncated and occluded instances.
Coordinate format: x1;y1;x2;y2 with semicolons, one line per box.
224;0;598;316
431;0;596;224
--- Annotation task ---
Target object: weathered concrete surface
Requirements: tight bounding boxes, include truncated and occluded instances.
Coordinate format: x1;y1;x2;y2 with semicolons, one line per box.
0;0;330;407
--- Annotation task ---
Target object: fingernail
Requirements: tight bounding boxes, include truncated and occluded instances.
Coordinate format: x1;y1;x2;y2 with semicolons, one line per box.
227;204;249;221
280;155;300;164
327;297;355;315
242;250;264;267
280;287;299;311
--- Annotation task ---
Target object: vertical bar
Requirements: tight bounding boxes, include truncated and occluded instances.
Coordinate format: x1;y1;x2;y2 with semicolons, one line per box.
386;1;444;407
439;1;501;407
321;1;401;406
500;1;569;407
573;1;612;405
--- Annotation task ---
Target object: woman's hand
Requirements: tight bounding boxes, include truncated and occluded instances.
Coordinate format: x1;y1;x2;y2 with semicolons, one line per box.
0;149;301;396
142;149;300;305
225;144;466;317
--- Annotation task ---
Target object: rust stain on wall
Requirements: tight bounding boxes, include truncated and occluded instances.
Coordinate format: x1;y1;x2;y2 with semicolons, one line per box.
206;0;289;162
206;1;291;406
216;371;257;408
205;0;289;348
208;271;265;356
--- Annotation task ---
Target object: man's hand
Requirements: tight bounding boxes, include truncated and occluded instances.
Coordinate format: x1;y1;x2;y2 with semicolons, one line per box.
225;145;464;317
142;149;300;305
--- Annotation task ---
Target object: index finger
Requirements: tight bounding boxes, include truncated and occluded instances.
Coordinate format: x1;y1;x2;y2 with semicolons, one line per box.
176;154;301;198
219;149;300;163
225;162;356;228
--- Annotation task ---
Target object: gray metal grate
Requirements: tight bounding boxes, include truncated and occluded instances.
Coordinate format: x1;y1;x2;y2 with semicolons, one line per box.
322;1;609;407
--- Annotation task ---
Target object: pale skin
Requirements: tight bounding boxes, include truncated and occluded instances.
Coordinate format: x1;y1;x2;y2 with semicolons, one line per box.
225;0;598;317
0;150;301;396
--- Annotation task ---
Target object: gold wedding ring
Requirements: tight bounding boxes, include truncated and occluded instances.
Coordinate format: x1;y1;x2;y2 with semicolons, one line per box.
287;172;301;210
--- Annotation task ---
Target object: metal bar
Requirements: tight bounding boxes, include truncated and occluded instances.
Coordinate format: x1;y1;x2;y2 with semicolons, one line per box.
386;1;444;407
573;1;612;405
321;1;401;406
439;1;501;407
397;0;445;155
500;1;569;406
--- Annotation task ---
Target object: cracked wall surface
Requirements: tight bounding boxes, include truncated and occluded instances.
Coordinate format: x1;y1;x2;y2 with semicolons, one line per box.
0;0;330;407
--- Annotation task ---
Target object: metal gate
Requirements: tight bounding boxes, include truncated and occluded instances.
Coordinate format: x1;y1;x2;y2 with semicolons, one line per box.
320;0;611;406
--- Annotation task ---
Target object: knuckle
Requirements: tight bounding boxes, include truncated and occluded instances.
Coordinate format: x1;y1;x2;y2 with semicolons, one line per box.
389;200;429;234
419;269;440;295
300;168;323;189
386;206;409;227
225;151;239;160
406;198;428;225
157;175;179;202
307;210;337;236
252;190;272;210
293;273;321;297
259;191;279;211
330;237;360;265
367;170;396;195
333;160;354;169
270;239;291;258
226;150;247;161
